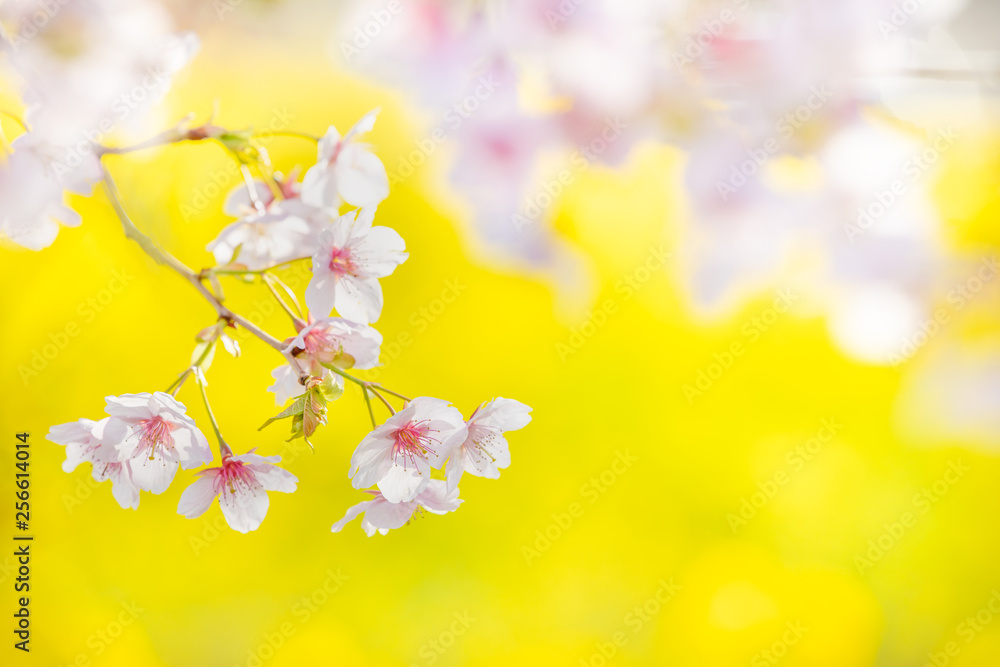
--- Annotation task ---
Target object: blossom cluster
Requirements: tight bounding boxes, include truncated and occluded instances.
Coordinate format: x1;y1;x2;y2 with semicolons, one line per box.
1;5;531;536
335;0;977;365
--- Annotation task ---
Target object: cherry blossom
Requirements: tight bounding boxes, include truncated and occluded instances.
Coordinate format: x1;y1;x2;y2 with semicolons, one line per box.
301;109;390;209
100;392;213;495
331;479;462;536
21;7;535;535
0;0;199;146
209;177;335;270
446;398;532;490
349;397;467;503
304;206;407;324
177;447;298;533
268;318;382;405
46;418;140;510
0;135;95;251
207;208;317;271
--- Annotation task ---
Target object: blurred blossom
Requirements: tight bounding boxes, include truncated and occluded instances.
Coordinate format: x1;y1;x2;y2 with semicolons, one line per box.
0;134;87;250
333;0;992;361
301;109;391;209
0;0;198;250
896;340;1000;447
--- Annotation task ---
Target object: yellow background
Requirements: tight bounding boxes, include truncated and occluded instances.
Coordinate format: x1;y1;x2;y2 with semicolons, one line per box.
3;25;1000;667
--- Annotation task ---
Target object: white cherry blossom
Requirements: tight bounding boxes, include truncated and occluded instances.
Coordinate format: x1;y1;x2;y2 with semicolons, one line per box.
349;397;467;503
210;178;334;270
331;479;462;536
446;398;532;490
305;206;407;324
46;417;140;510
301;109;389;209
268;318;382;405
207;208;316;270
177;448;298;534
100;392;213;495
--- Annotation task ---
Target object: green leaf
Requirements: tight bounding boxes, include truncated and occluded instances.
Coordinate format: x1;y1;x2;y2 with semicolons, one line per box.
259;395;306;431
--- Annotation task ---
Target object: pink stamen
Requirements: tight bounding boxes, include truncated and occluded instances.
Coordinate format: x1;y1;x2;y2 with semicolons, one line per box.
213;456;258;496
328;246;356;276
138;416;174;460
391;421;438;469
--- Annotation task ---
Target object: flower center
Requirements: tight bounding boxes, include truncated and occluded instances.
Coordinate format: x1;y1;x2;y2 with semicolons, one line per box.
328;246;355;276
139;416;174;460
217;457;257;495
391;421;437;468
303;327;352;367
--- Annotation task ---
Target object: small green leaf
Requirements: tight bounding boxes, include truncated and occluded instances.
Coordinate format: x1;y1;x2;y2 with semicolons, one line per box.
259;395;306;431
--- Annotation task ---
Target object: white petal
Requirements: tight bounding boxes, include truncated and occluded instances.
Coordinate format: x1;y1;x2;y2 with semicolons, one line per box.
351;225;408;278
301;166;340;209
418;479;463;515
337;146;389;208
219;481;269;533
334;276;383;325
268;364;304;405
363;497;418;533
248;463;298;493
445;456;465;493
377;462;428;503
344;108;379;142
177;475;218;519
110;470;141;510
349;436;394;489
129;454;179;494
104;393;155;420
305;273;338;318
172;425;213;469
331;499;375;533
475;398;533;431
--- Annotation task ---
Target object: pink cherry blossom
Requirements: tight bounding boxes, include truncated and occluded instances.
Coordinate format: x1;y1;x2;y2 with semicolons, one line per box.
46;417;140;510
349;397;467;503
331;479;462;536
100;392;213;495
177;448;298;533
268;317;382;405
304;207;407;324
288;317;383;372
446;398;532;490
301;109;390;209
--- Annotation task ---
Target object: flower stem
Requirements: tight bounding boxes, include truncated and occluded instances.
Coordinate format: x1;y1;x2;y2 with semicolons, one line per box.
371;385;411;402
167;322;226;395
240;163;267;213
99;161;288;353
209;257;309;276
327;366;366;387
196;372;227;455
97;123;214;157
258;130;320;142
367;386;396;416
262;273;305;325
362;386;378;429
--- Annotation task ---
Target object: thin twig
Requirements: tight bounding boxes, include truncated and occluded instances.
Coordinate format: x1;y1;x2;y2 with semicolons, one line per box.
100;160;287;353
